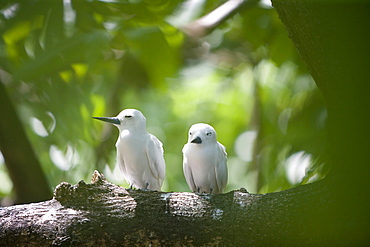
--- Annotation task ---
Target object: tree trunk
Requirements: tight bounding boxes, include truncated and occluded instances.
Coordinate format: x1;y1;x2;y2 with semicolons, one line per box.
273;0;370;243
0;81;52;204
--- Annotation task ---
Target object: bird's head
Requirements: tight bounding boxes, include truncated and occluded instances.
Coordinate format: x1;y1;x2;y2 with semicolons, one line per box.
188;123;217;145
93;109;146;131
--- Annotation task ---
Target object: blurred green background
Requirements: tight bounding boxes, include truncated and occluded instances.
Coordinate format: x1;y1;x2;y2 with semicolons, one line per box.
0;0;328;203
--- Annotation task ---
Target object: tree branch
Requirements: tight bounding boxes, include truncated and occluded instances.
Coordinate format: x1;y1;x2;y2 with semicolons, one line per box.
0;170;358;246
180;0;258;60
182;0;258;39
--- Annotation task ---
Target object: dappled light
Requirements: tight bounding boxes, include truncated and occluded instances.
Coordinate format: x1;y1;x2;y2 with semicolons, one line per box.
0;0;327;203
0;152;12;198
49;144;79;171
285;151;311;185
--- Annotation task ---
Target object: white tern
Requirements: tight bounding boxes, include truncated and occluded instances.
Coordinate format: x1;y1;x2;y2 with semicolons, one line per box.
182;123;228;194
93;109;166;191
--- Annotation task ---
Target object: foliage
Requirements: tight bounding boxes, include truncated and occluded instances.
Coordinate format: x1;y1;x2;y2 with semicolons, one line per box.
0;0;327;201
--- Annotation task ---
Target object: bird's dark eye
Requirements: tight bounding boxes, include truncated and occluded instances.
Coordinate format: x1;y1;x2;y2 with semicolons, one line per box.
206;132;212;136
125;115;132;119
189;132;192;135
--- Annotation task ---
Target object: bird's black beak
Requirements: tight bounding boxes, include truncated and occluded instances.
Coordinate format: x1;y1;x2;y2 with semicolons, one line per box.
191;136;202;144
92;117;120;125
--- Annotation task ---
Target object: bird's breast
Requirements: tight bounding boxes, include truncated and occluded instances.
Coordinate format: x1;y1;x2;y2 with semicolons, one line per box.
184;144;217;167
116;131;148;158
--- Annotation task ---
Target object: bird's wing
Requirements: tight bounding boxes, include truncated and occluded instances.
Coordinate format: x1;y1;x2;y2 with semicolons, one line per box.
146;134;166;182
215;142;228;193
182;146;196;192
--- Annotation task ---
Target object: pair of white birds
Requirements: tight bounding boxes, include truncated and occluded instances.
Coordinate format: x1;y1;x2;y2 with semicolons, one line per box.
93;109;228;194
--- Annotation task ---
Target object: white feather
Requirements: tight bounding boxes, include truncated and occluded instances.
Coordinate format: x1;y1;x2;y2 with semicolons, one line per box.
182;123;228;194
98;109;165;191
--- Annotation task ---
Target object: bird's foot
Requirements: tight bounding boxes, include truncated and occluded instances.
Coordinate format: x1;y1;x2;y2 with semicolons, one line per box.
138;183;157;192
126;185;135;191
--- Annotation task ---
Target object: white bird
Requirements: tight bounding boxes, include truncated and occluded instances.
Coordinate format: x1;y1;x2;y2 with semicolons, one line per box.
182;123;228;194
93;109;165;191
